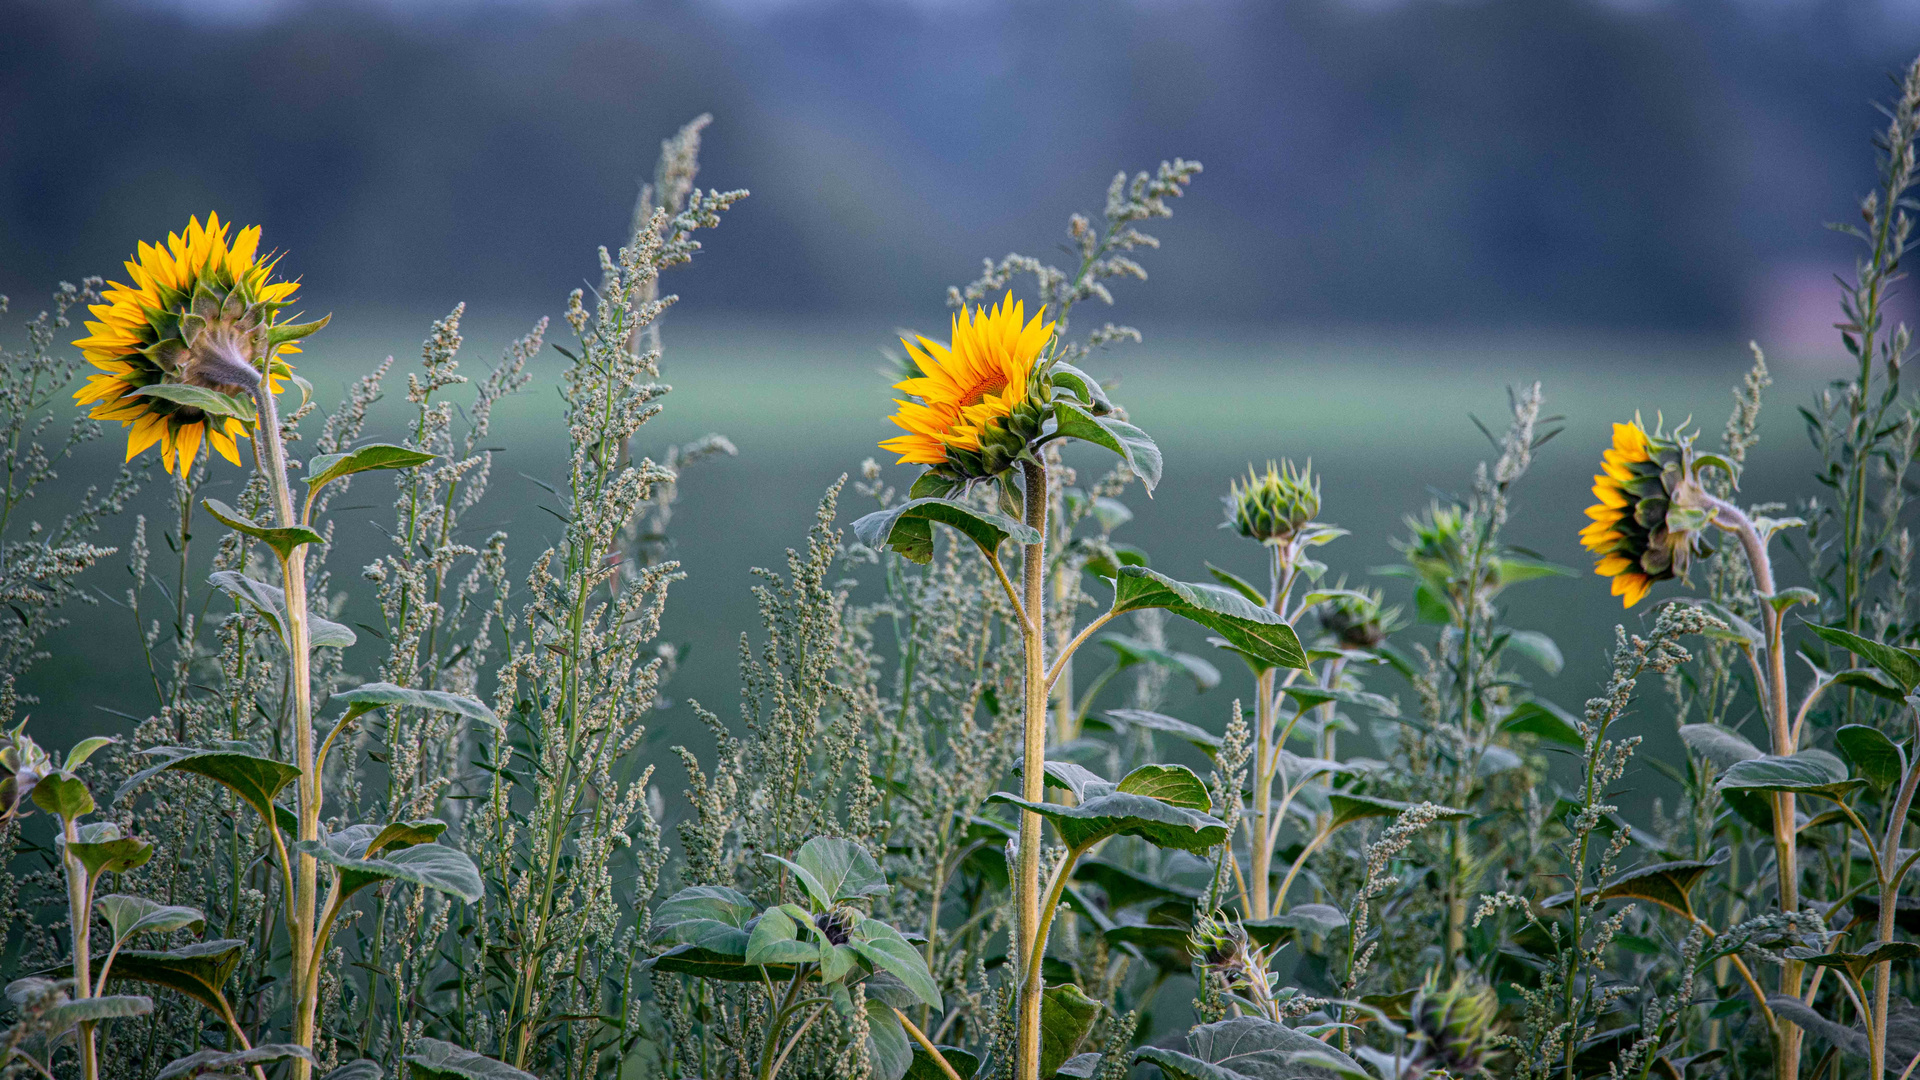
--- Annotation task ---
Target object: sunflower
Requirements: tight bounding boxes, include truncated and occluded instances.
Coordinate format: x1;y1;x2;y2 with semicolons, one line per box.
73;214;322;475
880;292;1056;479
1581;419;1715;607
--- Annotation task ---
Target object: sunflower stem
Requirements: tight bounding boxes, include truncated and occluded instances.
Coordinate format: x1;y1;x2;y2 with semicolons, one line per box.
251;377;320;1080
1015;457;1048;1080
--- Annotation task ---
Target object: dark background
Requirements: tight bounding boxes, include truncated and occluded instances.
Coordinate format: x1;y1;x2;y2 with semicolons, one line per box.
3;0;1919;796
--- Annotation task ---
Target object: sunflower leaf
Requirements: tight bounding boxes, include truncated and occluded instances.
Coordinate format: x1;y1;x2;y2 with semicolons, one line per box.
404;1038;537;1080
202;499;324;562
305;442;437;492
851;498;1040;565
1052;402;1162;492
1110;567;1305;671
113;745;299;833
330;682;499;729
128;384;256;422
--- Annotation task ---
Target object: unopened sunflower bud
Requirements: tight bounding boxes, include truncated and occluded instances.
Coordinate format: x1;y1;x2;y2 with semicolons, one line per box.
1319;585;1400;650
1225;461;1319;544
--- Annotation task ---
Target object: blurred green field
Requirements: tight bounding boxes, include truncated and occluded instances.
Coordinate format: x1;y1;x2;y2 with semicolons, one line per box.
16;311;1844;800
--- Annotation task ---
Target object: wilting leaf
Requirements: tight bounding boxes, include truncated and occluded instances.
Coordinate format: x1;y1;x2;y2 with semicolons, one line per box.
156;1044;313;1080
1279;685;1399;718
38;994;152;1033
851;498;1040;565
405;1038;537;1080
1111;567;1305;672
1595;851;1729;918
115;745;299;833
1049;361;1113;415
202;499;324;562
1074;858;1201;909
1053;402;1162;492
208;571;356;649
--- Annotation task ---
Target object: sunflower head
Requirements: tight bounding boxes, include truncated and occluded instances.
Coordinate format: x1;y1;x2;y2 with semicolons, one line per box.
879;292;1058;483
1407;972;1503;1077
1319;583;1402;651
1224;460;1320;544
73;214;326;474
1581;418;1717;607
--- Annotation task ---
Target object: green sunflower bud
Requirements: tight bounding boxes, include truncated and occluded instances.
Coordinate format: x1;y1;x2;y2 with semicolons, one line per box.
1225;461;1319;544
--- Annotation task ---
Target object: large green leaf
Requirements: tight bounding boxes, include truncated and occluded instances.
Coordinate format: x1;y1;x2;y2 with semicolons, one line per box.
1805;941;1920;982
1806;622;1920;693
744;906;816;968
1052;402;1162;492
907;1044;979;1080
651;885;755;954
771;835;891;907
88;939;244;1013
296;831;482;904
66;822;153;877
202;498;324;562
156;1044;313;1080
1835;725;1906;791
405;1038;537;1080
1111;567;1305;672
1040;983;1102;1079
304;443;436;491
1278;685;1399;718
30;772;93;820
851;498;1041;565
1073;858;1201;910
848;916;941;1009
1595;852;1728;918
95;895;205;944
1099;635;1221;692
1096;709;1221;752
1678;724;1764;770
644;944;796;981
1243;904;1348;947
114;745;299;832
322;1061;384;1080
1134;1017;1370;1080
1048;361;1114;415
1716;752;1866;803
208;570;357;649
128;383;254;421
986;790;1228;853
867;997;914;1080
1115;764;1212;812
330;682;499;729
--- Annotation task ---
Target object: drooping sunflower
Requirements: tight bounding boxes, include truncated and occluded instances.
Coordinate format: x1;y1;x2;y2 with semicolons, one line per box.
880;292;1056;480
73;214;322;475
1581;419;1716;607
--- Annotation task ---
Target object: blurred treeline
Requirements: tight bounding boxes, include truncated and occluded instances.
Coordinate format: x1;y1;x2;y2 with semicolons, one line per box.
1;0;1917;332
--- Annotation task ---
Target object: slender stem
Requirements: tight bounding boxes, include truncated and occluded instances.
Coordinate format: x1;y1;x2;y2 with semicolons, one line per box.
251;380;320;1080
894;1007;964;1080
1706;494;1800;1080
1871;711;1920;1075
1249;665;1274;920
1272;826;1333;912
1014;458;1048;1080
59;815;96;1080
1043;611;1116;692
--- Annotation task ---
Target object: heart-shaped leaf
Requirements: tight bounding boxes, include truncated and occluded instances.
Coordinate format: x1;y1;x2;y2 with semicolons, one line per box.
1716;752;1866;803
304;443;436;491
66;823;153;877
1111;567;1305;672
156;1044;314;1080
202;499;324;562
1835;725;1906;791
296;833;482;904
1134;1016;1371;1080
95;895;205;944
1116;763;1211;812
1052;402;1162;492
851;498;1041;565
30;773;93;820
744;905;814;967
405;1038;537;1080
83;939;245;1013
651;885;755;954
115;745;299;834
986;789;1228;853
779;835;890;906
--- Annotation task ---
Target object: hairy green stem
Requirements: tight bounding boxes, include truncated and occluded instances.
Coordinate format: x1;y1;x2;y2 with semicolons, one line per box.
1015;457;1048;1080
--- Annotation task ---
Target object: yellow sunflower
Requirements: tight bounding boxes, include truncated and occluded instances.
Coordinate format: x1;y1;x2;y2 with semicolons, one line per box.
1581;419;1713;607
73;214;320;475
880;293;1055;476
